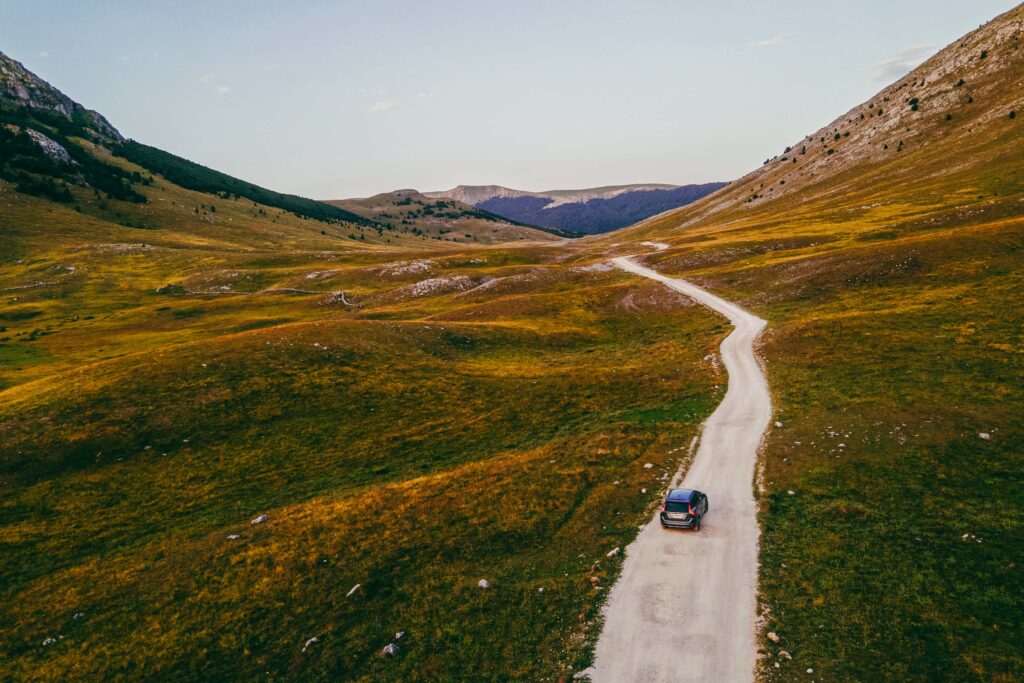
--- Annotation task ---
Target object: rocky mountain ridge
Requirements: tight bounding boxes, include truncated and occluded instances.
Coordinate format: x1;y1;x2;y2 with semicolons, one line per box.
0;50;122;144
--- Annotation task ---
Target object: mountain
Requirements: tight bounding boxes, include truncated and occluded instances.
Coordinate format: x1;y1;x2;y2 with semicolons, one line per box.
1;51;122;144
325;188;565;243
597;5;1024;680
426;182;726;234
1;50;388;230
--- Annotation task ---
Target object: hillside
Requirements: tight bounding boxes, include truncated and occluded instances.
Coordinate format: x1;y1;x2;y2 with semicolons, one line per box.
325;189;565;244
595;5;1024;681
426;182;726;234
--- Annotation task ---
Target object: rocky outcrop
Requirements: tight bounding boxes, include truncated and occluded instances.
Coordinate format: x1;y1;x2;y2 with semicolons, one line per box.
24;129;72;164
0;50;123;143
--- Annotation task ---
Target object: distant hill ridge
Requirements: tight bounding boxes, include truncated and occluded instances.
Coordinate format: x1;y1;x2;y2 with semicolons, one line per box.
424;182;726;234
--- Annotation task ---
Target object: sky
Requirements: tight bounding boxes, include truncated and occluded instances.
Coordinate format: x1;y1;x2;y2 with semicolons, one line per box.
1;1;1017;198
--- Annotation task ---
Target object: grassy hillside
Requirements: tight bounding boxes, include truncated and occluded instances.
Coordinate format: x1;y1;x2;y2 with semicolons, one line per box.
0;109;721;679
594;6;1024;680
0;222;726;679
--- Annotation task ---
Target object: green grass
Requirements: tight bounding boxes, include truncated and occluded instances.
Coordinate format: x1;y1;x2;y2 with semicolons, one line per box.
0;220;722;680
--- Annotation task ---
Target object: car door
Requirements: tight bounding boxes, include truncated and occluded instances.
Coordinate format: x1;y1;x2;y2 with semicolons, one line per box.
698;493;707;515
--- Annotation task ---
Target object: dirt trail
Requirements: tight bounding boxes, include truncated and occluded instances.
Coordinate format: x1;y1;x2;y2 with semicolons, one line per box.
587;256;771;682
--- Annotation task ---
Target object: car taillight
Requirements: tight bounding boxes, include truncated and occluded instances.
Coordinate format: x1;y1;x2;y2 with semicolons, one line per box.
688;505;695;515
659;503;665;513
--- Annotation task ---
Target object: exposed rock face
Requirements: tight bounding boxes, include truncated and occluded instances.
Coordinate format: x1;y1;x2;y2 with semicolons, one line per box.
425;184;530;206
24;129;72;164
0;50;123;143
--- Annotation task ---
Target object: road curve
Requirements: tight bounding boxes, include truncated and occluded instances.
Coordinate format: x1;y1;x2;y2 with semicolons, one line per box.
587;256;771;682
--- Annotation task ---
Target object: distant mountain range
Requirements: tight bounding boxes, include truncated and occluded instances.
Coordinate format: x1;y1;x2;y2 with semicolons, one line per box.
425;182;727;234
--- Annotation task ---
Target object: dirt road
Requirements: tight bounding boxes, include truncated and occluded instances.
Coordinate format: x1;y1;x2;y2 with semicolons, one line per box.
586;256;771;682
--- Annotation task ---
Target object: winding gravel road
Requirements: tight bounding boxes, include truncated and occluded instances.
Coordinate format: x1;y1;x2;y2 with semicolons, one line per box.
587;256;771;682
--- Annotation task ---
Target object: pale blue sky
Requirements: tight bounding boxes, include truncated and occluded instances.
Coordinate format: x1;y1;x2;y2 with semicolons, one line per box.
1;1;1017;198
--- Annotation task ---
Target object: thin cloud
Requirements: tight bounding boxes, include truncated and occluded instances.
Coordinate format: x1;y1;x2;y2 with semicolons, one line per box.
367;100;399;113
216;85;231;95
38;51;49;58
751;36;787;49
871;44;935;82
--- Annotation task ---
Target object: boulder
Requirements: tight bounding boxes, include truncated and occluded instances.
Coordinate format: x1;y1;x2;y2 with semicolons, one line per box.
477;579;490;589
250;514;268;525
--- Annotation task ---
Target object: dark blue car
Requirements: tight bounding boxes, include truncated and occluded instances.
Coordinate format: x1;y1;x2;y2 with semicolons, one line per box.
659;488;709;530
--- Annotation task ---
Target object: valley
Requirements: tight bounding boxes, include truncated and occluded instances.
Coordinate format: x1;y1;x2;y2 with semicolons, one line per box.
2;3;1023;682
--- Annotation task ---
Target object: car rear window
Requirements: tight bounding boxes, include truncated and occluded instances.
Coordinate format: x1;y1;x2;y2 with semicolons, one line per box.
665;501;691;513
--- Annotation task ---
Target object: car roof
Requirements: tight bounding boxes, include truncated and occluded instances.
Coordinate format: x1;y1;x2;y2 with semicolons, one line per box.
667;488;698;501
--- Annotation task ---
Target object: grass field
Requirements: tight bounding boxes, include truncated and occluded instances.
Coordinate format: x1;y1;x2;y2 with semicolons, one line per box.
0;181;728;679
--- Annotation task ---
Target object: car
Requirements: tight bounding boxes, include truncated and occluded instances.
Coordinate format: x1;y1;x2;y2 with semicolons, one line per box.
659;488;709;530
